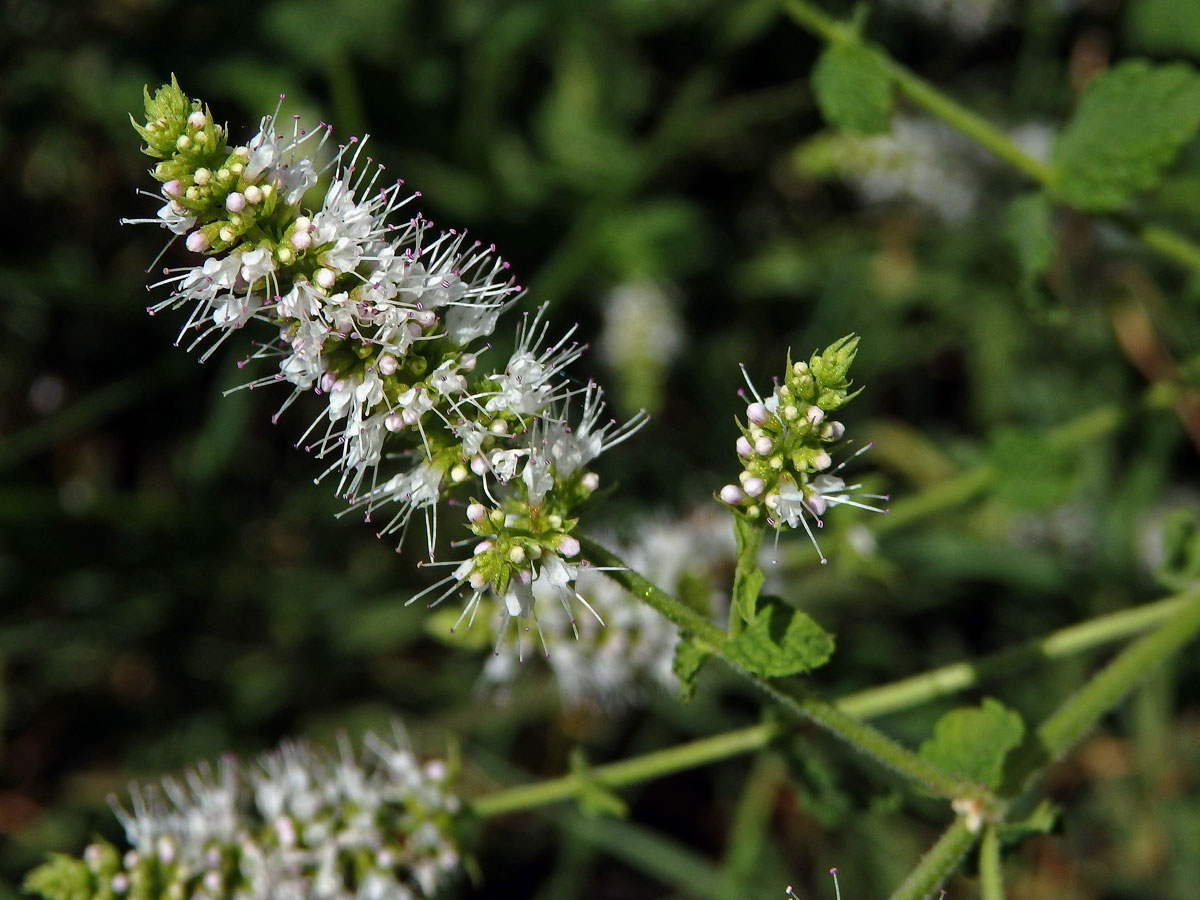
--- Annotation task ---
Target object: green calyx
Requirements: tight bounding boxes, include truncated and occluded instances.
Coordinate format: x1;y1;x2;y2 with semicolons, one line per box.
133;79;303;258
132;77;225;170
786;333;862;412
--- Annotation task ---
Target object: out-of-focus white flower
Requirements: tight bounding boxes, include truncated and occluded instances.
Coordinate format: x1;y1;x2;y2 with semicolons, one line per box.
885;0;1010;40
598;281;684;414
79;725;460;900
841;115;985;222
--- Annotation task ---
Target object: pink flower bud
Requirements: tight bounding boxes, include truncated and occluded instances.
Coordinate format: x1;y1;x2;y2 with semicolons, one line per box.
719;484;744;505
747;402;770;424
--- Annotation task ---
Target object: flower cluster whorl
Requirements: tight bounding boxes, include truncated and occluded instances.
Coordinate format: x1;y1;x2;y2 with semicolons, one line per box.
127;80;647;645
718;335;886;562
24;727;459;900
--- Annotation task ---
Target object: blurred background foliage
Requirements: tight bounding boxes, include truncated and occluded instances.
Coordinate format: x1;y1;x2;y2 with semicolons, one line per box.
3;0;1200;898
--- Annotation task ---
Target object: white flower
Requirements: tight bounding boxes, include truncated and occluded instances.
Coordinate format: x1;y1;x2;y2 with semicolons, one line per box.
239;246;277;285
487;447;528;482
598;281;684;403
885;0;1010;40
155;201;195;234
105;726;459;900
484;306;584;417
358;462;445;556
540;381;649;479
503;568;535;618
767;472;889;564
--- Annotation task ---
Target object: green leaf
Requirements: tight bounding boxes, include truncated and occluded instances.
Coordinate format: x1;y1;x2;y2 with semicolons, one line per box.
731;515;765;628
918;699;1025;789
1006;192;1055;287
725;595;835;678
1053;60;1200;211
997;799;1060;844
811;43;894;136
1154;507;1200;591
673;633;711;702
23;854;95;900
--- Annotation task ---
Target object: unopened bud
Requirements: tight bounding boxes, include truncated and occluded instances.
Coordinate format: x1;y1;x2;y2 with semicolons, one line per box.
720;484;744;504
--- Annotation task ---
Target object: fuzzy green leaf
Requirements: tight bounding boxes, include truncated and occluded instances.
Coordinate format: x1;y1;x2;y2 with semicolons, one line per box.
725;595;835;677
997;799;1060;844
673;633;711;702
812;43;894;136
731;515;765;627
1053;60;1200;211
918;698;1025;789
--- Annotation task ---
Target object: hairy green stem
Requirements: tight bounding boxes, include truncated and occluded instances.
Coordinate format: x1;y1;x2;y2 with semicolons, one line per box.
746;673;973;798
579;535;977;800
470;722;778;817
469;593;1183;818
979;825;1005;900
780;0;1200;274
887;818;976;900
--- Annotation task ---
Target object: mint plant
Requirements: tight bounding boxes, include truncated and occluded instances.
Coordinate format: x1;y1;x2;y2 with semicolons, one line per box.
16;3;1200;899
